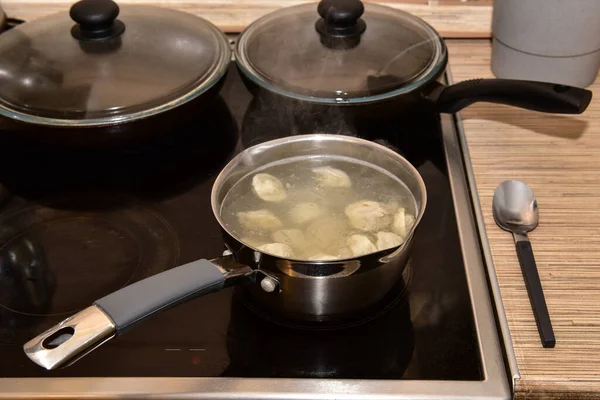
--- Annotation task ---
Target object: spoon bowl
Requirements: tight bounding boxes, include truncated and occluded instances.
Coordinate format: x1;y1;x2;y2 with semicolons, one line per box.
493;179;539;234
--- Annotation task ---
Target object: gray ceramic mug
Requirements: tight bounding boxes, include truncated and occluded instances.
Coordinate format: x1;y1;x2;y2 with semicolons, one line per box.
492;0;600;88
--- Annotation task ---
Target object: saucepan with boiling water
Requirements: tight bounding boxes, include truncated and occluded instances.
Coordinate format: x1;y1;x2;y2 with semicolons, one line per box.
23;134;426;370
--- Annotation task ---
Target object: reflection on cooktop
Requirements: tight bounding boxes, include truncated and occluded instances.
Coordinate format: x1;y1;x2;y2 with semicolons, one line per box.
0;202;179;322
223;283;414;379
0;96;239;204
241;93;448;174
0;65;482;381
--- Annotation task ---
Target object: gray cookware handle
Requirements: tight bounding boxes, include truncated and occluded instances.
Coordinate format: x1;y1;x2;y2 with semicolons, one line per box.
23;258;253;370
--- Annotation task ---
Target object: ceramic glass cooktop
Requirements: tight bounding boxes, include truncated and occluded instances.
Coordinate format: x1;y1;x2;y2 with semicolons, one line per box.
0;66;482;381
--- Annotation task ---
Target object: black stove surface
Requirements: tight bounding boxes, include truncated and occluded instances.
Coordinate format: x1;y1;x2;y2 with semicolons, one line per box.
0;66;482;380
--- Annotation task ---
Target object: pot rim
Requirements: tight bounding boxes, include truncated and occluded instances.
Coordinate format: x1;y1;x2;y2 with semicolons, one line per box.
234;2;449;105
210;133;428;264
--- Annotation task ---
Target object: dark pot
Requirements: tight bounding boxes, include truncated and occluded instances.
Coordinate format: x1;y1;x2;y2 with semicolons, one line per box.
0;0;231;150
234;0;592;124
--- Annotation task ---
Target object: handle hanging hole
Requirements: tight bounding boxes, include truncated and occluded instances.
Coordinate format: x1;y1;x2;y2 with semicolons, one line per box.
42;327;75;349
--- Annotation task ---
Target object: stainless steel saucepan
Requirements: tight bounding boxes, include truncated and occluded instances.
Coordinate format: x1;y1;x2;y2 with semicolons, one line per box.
23;134;427;370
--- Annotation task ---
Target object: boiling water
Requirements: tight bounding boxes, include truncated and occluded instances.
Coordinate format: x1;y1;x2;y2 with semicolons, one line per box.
220;155;417;261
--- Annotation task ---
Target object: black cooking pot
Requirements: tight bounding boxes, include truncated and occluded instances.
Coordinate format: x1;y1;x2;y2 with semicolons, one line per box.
0;0;230;149
234;0;592;121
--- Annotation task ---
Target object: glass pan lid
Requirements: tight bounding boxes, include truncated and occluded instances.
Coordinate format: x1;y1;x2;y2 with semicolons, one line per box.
235;1;447;104
0;0;231;126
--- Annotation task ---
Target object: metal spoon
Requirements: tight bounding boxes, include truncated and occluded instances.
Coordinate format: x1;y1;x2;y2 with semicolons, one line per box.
493;179;555;348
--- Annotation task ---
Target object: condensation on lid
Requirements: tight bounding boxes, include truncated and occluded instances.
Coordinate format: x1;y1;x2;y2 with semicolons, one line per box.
235;2;446;103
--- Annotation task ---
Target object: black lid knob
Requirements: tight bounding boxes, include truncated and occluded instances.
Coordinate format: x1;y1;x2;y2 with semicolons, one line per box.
70;0;125;41
316;0;366;37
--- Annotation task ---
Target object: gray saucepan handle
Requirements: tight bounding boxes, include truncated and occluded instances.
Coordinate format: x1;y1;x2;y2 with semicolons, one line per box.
94;259;226;332
23;258;253;370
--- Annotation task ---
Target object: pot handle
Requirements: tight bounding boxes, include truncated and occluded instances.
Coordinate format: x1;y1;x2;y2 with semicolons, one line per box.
23;257;253;370
430;79;592;114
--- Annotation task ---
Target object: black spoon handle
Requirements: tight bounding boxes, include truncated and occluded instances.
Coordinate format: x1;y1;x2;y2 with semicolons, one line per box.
515;239;556;348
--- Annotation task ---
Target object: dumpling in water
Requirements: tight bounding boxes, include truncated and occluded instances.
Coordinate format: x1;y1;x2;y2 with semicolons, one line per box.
392;208;416;238
240;236;268;248
305;217;350;249
376;231;404;251
289;202;326;225
237;210;282;232
345;200;392;232
313;166;352;188
332;246;353;259
258;243;294;258
252;173;287;202
272;229;307;249
347;234;378;257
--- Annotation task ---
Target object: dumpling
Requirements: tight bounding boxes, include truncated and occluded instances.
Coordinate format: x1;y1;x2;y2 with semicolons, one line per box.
345;200;392;232
313;166;352;188
392;208;415;238
305;217;349;248
347;234;378;257
258;243;294;258
272;229;307;249
375;231;404;251
252;173;287;202
240;236;268;248
237;210;283;232
333;246;353;259
288;202;326;225
320;244;353;260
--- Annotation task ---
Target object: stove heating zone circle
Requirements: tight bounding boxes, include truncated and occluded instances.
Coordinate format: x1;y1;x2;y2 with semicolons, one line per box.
0;201;180;342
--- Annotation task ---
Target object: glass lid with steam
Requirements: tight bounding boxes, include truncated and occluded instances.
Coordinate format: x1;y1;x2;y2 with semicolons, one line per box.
0;0;230;126
235;0;447;104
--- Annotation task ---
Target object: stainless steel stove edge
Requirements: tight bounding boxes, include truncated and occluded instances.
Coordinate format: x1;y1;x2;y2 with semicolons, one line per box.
0;70;514;400
445;66;520;396
433;116;510;400
0;377;508;400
